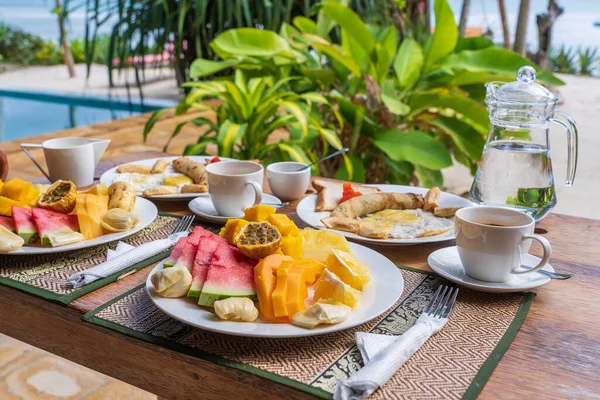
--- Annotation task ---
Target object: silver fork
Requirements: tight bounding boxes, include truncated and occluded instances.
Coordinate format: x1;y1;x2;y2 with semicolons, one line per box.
172;214;195;234
422;285;460;320
334;285;459;398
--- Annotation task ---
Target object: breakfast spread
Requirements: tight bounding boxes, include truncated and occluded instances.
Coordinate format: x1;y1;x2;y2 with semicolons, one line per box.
111;156;211;197
150;205;372;330
312;180;463;240
0;177;141;253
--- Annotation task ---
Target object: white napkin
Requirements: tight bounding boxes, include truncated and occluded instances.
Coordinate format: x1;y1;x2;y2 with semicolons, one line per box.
106;242;135;260
68;231;188;288
334;313;448;400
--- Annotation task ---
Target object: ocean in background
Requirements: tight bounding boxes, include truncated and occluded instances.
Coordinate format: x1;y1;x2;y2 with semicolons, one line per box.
0;0;599;50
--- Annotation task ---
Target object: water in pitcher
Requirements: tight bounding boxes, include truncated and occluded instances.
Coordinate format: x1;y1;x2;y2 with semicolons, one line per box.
470;140;556;220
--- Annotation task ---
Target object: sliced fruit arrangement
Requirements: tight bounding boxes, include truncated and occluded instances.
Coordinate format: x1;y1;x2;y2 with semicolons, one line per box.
151;205;373;330
219;205;303;260
0;178;141;253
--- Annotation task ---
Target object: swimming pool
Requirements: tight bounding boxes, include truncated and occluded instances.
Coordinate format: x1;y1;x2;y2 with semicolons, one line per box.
0;89;176;142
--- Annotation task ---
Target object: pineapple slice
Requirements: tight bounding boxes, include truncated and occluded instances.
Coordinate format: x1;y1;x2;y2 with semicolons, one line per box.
300;228;352;264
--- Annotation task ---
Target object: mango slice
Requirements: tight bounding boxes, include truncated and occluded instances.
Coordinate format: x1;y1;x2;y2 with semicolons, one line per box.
219;218;249;245
267;213;300;236
0;196;21;216
1;178;32;203
281;234;303;260
243;204;276;222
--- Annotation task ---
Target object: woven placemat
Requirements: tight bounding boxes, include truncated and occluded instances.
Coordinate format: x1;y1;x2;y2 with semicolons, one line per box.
82;266;534;399
0;213;216;305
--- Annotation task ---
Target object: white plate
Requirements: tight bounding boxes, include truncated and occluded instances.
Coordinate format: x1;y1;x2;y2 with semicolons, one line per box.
296;184;475;246
188;194;282;225
8;198;158;255
428;246;553;293
100;156;232;200
145;242;404;338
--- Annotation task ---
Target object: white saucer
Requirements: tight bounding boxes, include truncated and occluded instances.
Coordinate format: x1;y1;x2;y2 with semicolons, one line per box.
428;246;553;293
188;194;282;224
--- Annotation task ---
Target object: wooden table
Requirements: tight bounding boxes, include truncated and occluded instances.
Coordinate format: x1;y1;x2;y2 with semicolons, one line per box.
1;151;600;399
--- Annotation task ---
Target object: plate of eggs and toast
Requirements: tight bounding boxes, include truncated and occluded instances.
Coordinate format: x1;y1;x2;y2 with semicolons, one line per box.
100;155;232;200
296;179;475;246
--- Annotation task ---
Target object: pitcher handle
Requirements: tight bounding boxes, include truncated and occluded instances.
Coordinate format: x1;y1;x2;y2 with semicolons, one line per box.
20;143;51;182
550;110;578;186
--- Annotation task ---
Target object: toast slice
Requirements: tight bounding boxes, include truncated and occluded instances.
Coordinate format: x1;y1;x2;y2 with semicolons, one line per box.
312;178;381;212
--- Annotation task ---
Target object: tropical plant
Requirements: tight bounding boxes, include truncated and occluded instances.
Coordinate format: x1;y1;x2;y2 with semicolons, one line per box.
144;42;342;168
577;47;599;76
549;45;577;74
147;0;563;187
68;0;398;88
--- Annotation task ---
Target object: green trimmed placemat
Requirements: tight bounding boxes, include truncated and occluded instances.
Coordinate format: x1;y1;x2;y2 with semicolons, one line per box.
82;266;534;399
0;213;216;305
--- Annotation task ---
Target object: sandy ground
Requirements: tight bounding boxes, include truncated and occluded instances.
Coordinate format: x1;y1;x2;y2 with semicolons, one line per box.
0;65;598;220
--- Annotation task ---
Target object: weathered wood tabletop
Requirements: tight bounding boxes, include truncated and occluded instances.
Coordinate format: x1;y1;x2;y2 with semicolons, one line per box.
1;145;600;399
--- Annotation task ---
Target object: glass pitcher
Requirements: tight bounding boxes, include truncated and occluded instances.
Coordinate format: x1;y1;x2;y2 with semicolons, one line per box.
469;66;578;221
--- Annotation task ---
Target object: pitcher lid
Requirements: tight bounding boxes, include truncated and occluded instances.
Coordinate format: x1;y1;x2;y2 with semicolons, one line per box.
490;66;558;105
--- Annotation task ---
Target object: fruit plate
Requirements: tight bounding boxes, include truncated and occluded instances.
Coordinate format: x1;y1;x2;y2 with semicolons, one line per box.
100;156;232;200
7;198;158;255
296;184;475;246
145;242;404;338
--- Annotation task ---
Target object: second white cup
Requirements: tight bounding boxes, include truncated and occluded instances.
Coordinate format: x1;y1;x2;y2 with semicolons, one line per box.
266;162;311;201
206;161;263;217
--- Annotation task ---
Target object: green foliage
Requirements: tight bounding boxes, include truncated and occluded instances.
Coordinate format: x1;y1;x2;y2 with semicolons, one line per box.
146;0;563;188
0;23;60;65
70;0;398;87
144;68;341;170
549;45;577;74
0;23;111;66
549;45;599;76
577;47;599;76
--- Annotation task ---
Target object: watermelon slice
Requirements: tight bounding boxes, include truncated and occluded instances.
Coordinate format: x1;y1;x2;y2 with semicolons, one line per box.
31;207;79;247
187;229;227;300
172;226;207;272
198;241;257;307
11;206;39;244
164;237;188;268
0;215;15;233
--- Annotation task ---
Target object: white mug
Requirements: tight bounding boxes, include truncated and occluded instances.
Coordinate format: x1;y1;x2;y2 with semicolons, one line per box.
206;161;263;217
21;138;110;187
266;162;311;201
454;207;552;283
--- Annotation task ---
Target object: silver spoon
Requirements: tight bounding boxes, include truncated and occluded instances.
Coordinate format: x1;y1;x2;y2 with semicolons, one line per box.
519;265;572;280
297;147;350;171
262;202;289;209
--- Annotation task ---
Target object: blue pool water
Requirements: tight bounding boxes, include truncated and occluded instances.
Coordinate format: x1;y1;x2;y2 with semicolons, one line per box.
0;90;174;142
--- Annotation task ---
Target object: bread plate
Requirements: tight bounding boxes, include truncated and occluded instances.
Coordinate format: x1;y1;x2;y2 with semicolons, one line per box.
146;241;404;338
297;184;475;246
100;156;232;201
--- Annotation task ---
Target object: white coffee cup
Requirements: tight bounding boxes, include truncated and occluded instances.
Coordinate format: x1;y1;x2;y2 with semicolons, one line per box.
21;138;110;187
206;161;263;218
454;207;552;283
266;162;311;201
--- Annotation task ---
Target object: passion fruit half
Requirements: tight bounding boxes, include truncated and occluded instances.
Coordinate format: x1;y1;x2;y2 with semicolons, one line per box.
235;221;282;259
